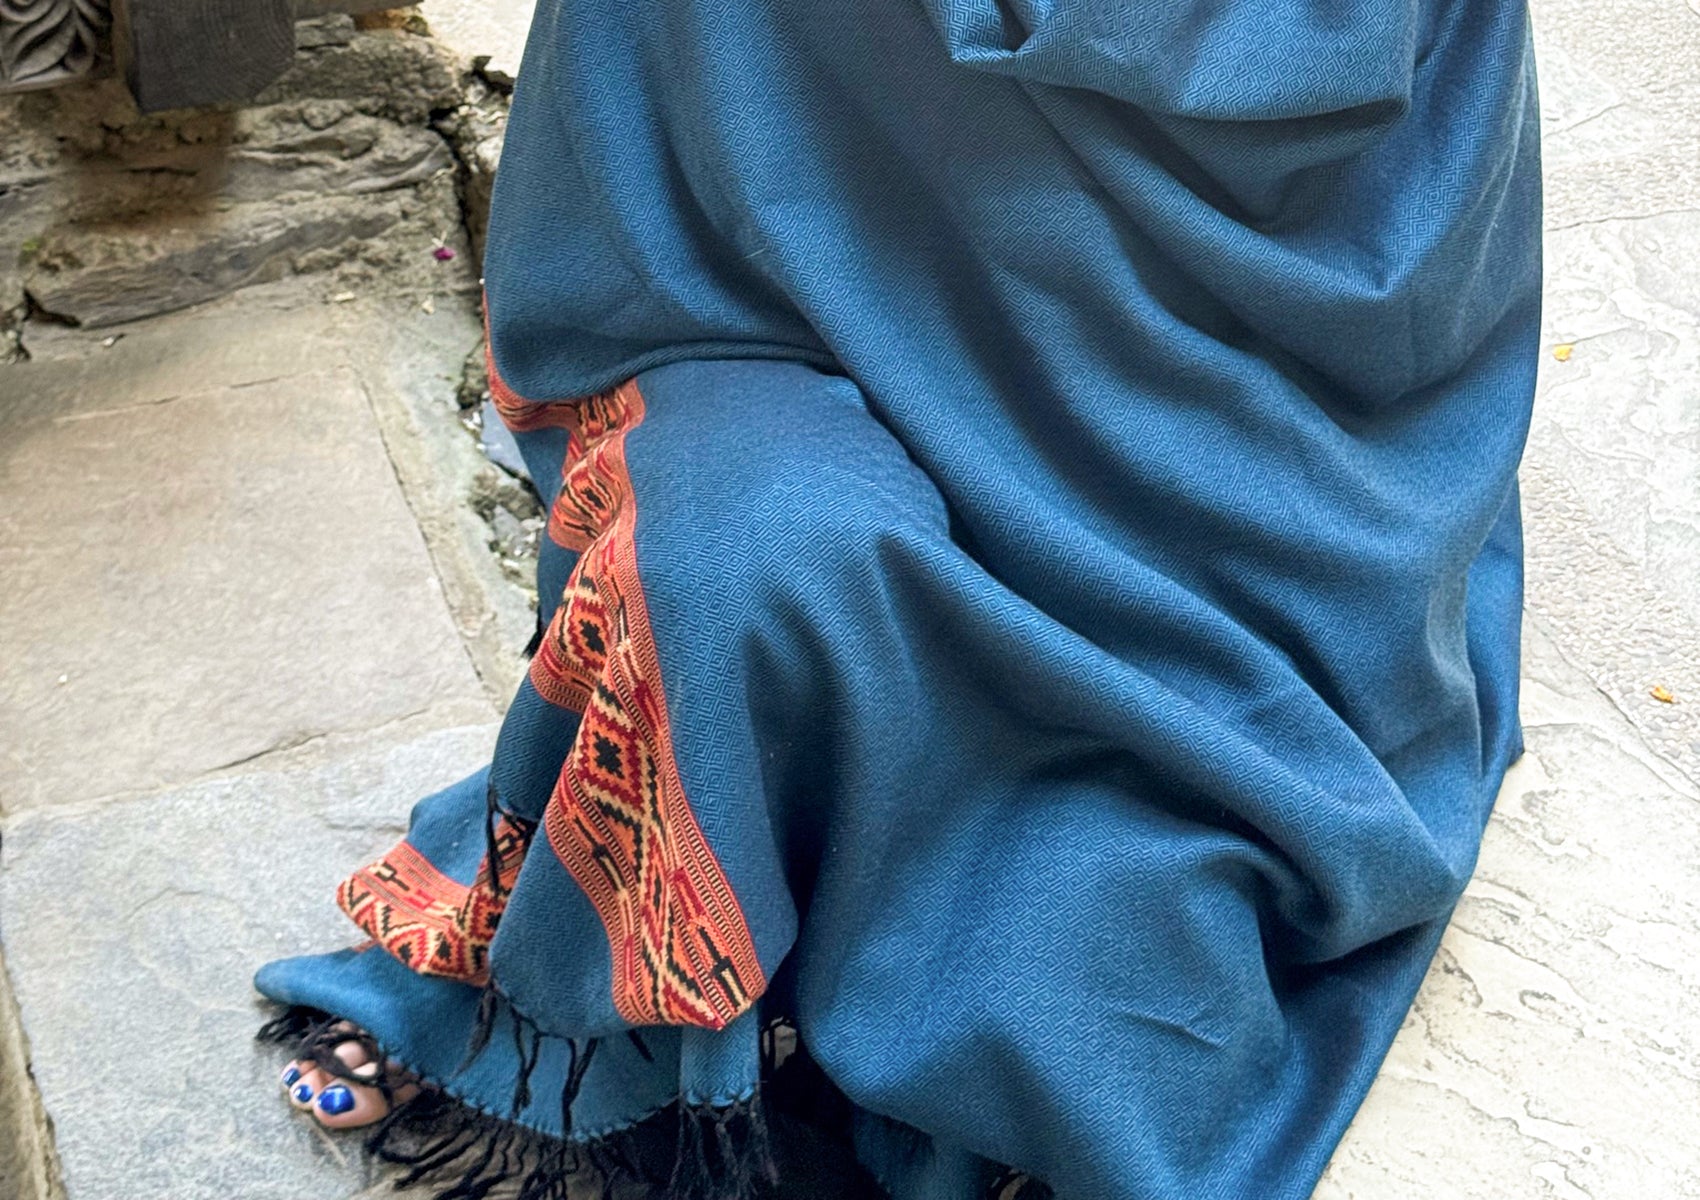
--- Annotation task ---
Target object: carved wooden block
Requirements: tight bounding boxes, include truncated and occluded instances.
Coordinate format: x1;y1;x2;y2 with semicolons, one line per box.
0;0;110;92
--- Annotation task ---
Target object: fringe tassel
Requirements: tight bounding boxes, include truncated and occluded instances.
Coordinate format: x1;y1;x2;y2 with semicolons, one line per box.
668;1097;778;1200
482;777;537;902
362;1084;776;1200
260;1003;1030;1197
256;1006;320;1046
561;1036;598;1134
456;985;503;1076
511;1010;544;1114
483;779;510;900
260;1004;783;1200
367;1089;582;1200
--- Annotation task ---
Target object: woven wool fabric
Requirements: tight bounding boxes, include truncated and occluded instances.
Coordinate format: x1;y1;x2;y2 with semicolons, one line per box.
256;1;1542;1196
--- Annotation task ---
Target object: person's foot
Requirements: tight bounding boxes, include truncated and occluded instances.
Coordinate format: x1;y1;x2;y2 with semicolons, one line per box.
279;1021;420;1129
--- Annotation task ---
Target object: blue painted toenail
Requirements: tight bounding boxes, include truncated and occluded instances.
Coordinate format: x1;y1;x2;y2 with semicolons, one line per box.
317;1085;355;1116
281;1066;301;1087
291;1083;314;1104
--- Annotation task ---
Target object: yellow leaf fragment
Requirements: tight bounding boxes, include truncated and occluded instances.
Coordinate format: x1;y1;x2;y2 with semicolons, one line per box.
1650;685;1676;704
1552;343;1575;362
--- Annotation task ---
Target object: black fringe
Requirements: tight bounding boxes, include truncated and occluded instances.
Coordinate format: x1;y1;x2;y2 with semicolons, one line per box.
669;1094;777;1200
256;1005;320;1047
458;985;502;1075
260;1000;1033;1198
510;1008;544;1114
366;1088;583;1200
483;779;509;900
260;1004;781;1200
460;981;595;1127
560;1035;597;1134
482;777;537;903
366;1081;772;1200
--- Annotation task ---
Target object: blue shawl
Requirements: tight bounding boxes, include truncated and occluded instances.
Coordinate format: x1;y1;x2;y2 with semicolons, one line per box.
257;2;1542;1196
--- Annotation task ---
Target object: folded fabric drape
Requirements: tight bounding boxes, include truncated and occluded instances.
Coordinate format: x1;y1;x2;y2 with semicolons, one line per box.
257;1;1542;1195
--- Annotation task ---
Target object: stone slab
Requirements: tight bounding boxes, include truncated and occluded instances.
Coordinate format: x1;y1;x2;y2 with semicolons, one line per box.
0;722;497;1200
1531;0;1700;233
0;942;55;1200
350;297;537;702
1520;211;1700;785
0;295;492;813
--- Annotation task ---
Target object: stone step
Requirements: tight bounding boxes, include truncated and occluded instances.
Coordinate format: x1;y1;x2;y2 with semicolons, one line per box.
0;723;497;1199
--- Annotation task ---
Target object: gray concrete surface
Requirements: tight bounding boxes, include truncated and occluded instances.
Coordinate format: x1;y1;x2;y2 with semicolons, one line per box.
0;1;1696;1198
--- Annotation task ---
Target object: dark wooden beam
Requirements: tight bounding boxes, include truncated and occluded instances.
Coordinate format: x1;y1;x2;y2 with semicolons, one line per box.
115;0;296;112
295;0;401;16
7;0;410;106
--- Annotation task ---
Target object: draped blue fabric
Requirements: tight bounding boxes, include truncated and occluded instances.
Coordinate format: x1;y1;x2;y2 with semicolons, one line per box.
258;2;1541;1196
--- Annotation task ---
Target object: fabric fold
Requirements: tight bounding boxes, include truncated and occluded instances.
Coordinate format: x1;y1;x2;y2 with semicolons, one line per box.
258;0;1542;1193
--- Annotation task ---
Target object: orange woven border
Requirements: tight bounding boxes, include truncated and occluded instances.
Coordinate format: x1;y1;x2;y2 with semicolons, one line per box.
530;380;765;1029
337;816;527;986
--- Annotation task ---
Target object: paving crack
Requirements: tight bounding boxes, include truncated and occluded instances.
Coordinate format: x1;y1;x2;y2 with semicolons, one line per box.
1547;100;1629;140
1546;206;1700;233
353;371;504;701
0;706;491;825
1529;625;1700;797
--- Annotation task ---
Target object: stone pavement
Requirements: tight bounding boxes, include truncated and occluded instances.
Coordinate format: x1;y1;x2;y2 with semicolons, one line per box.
0;279;520;1200
0;3;1697;1199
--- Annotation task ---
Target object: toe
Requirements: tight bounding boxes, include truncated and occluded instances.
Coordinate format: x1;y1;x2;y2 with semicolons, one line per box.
287;1065;328;1111
330;1036;376;1076
312;1079;390;1129
315;1029;399;1129
285;1021;423;1130
331;1032;422;1106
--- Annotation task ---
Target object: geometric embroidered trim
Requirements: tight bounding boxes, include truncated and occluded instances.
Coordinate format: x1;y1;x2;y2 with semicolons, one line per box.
534;379;766;1029
496;362;766;1030
336;816;527;986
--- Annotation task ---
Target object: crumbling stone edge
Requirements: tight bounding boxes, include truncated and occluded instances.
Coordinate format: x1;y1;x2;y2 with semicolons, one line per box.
0;942;64;1200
